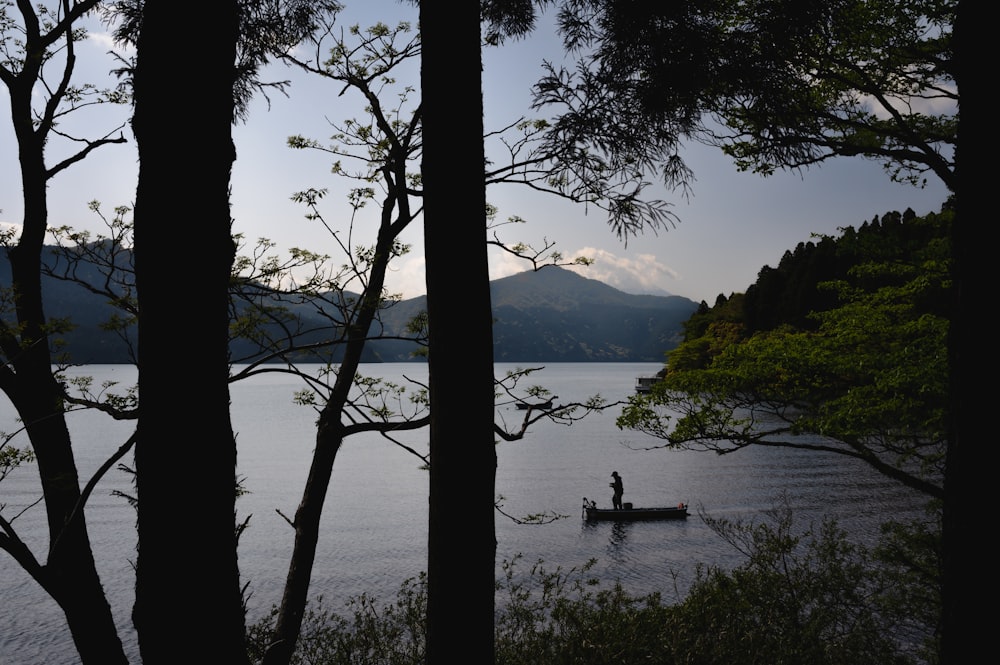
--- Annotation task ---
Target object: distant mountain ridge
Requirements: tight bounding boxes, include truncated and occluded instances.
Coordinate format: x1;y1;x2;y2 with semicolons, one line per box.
489;267;697;361
367;267;698;362
2;252;698;363
491;267;680;310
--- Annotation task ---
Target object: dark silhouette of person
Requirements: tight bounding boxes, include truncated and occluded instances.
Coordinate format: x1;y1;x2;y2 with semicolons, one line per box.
610;471;624;509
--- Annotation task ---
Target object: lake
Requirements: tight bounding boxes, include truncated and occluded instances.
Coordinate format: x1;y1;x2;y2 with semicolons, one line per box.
0;363;929;664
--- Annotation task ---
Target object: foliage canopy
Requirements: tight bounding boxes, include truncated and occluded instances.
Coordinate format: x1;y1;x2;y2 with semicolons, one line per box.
618;207;951;500
543;0;957;191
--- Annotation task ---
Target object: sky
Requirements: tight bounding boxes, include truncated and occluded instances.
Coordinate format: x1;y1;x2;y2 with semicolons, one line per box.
0;2;952;306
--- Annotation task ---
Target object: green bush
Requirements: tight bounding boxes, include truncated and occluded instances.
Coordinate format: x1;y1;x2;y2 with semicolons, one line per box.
248;509;938;665
494;556;673;665
247;575;426;665
665;508;927;665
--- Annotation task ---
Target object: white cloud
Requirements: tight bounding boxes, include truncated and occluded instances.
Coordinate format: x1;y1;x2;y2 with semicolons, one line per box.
488;246;534;282
385;254;426;300
0;221;21;240
562;247;681;296
385;245;684;300
87;31;133;56
484;245;685;297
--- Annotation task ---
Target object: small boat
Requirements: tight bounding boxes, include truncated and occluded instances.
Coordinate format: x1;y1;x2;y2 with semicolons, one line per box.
582;498;688;521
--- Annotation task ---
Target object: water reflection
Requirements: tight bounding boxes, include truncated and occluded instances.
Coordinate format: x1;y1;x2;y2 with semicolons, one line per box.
607;522;630;561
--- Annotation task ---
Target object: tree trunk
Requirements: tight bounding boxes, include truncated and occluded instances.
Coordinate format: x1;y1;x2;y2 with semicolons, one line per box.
943;3;982;663
263;215;403;665
131;2;249;663
3;62;128;665
420;3;497;664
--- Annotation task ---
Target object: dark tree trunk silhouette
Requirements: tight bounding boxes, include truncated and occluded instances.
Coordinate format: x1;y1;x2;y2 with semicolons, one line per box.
131;1;249;662
0;2;128;661
262;191;417;664
943;3;981;663
6;234;128;665
4;134;127;665
420;2;497;664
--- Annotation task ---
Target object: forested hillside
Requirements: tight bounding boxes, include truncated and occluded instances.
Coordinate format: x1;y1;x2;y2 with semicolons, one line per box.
668;205;953;372
618;205;951;663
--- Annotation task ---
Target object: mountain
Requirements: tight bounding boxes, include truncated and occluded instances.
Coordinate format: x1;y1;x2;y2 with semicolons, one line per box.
0;245;140;364
2;250;697;363
373;267;698;362
492;267;697;361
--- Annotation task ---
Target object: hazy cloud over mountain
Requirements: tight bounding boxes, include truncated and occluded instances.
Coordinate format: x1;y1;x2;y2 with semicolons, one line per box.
484;246;682;299
563;248;681;297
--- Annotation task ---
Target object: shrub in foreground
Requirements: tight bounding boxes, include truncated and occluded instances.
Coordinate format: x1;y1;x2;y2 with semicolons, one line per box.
247;510;938;665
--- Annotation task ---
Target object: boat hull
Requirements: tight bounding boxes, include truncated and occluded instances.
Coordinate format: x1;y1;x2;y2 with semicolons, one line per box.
584;505;688;521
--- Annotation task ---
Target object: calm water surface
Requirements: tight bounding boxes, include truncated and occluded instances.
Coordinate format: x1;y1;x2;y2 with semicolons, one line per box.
0;363;929;664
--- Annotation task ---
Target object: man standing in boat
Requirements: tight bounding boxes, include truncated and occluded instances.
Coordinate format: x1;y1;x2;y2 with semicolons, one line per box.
610;471;624;510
